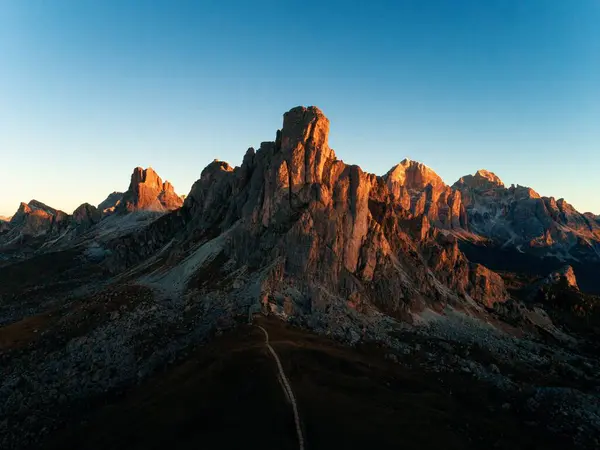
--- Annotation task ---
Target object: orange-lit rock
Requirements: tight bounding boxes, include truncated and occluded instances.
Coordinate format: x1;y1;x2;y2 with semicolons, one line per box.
113;105;508;315
119;167;184;212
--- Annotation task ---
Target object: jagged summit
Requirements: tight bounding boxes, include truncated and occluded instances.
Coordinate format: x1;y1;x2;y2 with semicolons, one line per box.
475;169;504;185
384;159;446;191
10;200;65;224
1;199;69;240
119;166;184;213
129;167;163;192
280;105;336;188
454;169;505;189
167;105;506;312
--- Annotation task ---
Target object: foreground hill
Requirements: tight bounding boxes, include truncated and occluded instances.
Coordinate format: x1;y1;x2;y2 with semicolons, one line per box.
40;317;577;450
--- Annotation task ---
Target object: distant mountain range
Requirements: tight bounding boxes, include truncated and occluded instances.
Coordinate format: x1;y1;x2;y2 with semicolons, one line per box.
0;167;184;254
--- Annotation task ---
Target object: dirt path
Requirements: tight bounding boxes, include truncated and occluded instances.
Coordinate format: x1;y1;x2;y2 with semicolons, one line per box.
257;325;305;450
37;318;574;450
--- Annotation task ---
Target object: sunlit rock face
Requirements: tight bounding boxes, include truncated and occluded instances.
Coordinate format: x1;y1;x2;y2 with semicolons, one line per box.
7;200;69;238
0;199;103;249
383;159;468;231
118;167;184;213
112;106;509;317
544;265;579;290
455;169;505;191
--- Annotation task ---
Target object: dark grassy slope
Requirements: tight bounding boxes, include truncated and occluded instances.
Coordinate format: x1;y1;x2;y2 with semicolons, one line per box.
41;317;568;450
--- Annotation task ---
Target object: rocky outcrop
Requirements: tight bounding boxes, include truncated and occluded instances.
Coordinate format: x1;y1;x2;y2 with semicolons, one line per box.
6;200;69;239
425;233;508;307
544;265;579;290
71;203;101;230
384;160;469;231
98;192;124;216
119;167;184;213
0;199;105;251
468;263;509;307
455;169;505;190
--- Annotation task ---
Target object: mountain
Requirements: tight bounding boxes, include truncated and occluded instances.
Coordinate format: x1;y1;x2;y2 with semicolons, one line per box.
0;200;69;244
96;167;184;217
1;106;599;450
106;106;508;320
0;167;184;259
383;159;468;233
453;170;600;262
118;167;184;213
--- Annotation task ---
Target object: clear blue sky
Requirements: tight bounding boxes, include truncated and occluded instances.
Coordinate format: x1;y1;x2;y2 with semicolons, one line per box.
1;0;599;217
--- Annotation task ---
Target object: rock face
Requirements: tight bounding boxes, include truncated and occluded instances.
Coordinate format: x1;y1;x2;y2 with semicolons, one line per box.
98;192;124;216
5;200;69;240
455;169;505;190
0;168;183;254
544;265;579;290
113;106;508;317
71;203;101;231
119;167;184;213
0;200;99;250
453;171;600;261
384;160;468;231
0;216;10;233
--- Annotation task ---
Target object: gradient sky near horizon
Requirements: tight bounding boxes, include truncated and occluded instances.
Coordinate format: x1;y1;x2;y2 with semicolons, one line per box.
1;0;599;217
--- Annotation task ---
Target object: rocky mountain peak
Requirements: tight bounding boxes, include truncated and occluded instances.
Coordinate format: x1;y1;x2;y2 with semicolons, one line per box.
475;169;504;186
14;202;32;217
72;203;101;225
146;105;507;315
11;200;62;224
200;159;233;180
120;167;184;213
3;199;69;240
128;167;163;192
509;184;541;200
280;106;336;189
454;169;504;190
384;159;446;191
281;106;329;149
